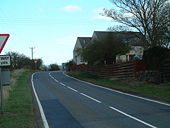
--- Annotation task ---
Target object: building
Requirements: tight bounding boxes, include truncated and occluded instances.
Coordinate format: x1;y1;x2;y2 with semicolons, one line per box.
73;37;92;65
73;31;144;65
116;46;144;63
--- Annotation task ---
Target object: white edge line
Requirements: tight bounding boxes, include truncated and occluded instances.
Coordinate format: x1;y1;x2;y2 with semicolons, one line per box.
64;72;170;107
31;73;49;128
80;93;101;103
109;106;157;128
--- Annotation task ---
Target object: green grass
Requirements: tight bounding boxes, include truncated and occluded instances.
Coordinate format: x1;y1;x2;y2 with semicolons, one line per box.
67;72;170;103
0;70;36;128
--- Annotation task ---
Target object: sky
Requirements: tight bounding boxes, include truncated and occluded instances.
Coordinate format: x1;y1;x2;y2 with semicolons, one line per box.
0;0;116;65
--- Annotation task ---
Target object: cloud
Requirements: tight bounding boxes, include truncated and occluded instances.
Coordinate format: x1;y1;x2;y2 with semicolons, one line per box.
62;5;82;12
92;15;112;21
93;8;104;14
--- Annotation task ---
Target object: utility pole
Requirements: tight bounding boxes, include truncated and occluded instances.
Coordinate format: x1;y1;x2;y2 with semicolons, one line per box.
30;47;35;60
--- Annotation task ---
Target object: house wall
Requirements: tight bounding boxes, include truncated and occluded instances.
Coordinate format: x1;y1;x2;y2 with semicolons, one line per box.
91;33;98;41
116;46;144;63
73;40;87;65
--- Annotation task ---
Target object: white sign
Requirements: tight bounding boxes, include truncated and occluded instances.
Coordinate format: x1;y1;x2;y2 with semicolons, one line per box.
0;56;10;66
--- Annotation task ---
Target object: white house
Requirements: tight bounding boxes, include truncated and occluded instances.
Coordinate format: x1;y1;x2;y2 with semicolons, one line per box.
73;37;92;65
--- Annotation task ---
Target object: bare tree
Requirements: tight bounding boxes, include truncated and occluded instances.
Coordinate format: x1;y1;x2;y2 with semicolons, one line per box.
107;25;132;32
103;0;170;48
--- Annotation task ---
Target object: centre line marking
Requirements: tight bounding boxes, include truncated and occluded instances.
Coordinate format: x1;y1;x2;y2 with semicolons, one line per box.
54;79;59;82
80;93;101;104
64;72;170;107
109;106;157;128
67;86;78;92
60;82;66;86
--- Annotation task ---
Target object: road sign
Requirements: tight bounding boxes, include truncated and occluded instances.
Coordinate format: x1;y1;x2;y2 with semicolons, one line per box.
0;34;10;114
0;55;10;67
2;69;10;86
0;34;10;54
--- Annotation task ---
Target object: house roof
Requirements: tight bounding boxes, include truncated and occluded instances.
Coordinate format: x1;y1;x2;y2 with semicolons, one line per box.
92;31;143;46
77;37;92;48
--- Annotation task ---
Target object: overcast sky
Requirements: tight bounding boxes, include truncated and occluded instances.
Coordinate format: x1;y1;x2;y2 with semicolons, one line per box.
0;0;115;65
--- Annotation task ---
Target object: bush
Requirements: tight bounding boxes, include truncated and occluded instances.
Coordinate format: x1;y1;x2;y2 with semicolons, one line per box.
143;46;170;70
48;64;60;71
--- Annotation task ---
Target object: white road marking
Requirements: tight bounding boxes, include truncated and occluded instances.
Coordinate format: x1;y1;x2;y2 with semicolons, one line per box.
80;93;102;104
32;73;49;128
49;73;59;83
60;82;66;87
64;72;170;107
55;79;59;82
109;106;157;128
67;86;78;92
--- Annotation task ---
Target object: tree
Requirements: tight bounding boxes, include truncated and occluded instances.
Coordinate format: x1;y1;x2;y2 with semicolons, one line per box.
6;51;32;69
103;0;170;48
65;60;75;71
34;59;43;70
108;25;132;32
5;51;43;70
81;33;130;65
48;64;60;71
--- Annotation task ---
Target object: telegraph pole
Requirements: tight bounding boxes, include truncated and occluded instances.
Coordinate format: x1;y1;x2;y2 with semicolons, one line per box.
30;47;35;60
30;47;36;70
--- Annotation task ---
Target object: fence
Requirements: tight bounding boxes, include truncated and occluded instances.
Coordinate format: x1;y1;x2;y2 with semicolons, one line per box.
69;60;170;83
111;62;135;78
70;60;146;78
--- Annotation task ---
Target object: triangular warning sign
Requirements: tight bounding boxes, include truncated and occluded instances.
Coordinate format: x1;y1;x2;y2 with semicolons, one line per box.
0;34;10;54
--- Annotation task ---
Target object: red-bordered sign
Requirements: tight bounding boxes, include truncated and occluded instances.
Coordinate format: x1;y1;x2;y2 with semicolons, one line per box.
0;34;10;54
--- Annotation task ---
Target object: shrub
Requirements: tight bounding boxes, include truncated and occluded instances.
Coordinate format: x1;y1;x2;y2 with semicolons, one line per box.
48;64;60;71
143;46;170;70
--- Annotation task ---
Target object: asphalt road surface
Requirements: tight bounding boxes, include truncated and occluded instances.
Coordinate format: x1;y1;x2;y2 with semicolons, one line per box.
32;71;170;128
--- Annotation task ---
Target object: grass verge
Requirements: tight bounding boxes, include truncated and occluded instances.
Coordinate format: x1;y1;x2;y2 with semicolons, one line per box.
67;71;170;103
0;70;36;128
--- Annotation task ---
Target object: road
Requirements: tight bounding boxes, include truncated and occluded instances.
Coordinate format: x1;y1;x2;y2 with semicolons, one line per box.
32;71;170;128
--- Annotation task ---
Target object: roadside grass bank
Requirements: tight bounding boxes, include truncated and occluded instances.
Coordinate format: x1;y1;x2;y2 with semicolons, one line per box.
66;71;170;103
3;69;24;101
0;70;37;128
